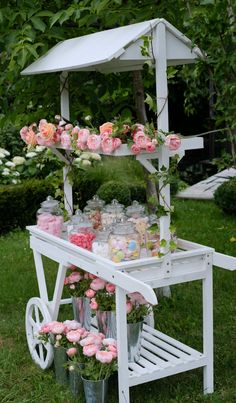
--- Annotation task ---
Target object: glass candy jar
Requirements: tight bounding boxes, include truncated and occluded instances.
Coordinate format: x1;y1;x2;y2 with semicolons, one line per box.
126;201;148;246
145;215;160;257
69;216;96;251
92;228;111;259
66;209;84;236
101;199;125;227
37;196;63;237
83;195;105;230
108;221;141;262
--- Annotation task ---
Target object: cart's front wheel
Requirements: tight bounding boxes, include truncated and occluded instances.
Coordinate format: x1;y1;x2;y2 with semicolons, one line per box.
25;297;54;369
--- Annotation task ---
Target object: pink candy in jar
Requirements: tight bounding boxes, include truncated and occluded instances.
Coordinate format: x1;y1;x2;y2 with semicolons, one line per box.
36;196;63;237
69;229;96;251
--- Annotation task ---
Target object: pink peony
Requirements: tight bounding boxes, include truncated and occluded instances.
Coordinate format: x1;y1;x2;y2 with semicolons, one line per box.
68;272;82;284
105;283;116;293
63;320;81;331
101;137;114;153
96;350;113;364
87;134;101;151
132;124;145;136
165;134;181;151
20;126;29;141
133;132;149;149
85;288;96;298
126;301;133;314
90;278;106;291
40;324;51;334
131;144;141;155
112;137;122;150
67;347;77;357
25;129;38;146
129;292;148;305
66;329;83;343
88;273;97;280
80;334;103;347
102;338;117;347
71;126;80;136
99;122;114;136
145;141;156;153
50;322;66;335
76;140;88;150
83;344;99;357
77;128;90;144
38;120;56;142
90;298;98;310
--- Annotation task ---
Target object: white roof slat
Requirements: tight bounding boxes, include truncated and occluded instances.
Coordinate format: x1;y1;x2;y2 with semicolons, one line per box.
21;18;202;76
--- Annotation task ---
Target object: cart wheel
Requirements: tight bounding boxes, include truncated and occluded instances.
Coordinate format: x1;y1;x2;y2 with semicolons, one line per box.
25;297;54;369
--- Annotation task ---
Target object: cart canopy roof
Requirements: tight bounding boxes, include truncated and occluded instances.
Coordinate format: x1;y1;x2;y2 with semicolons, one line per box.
21;18;202;75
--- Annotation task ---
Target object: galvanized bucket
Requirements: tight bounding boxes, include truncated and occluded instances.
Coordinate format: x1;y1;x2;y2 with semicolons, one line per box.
68;362;83;397
127;321;143;362
96;310;116;339
82;377;109;403
53;346;68;385
72;296;91;330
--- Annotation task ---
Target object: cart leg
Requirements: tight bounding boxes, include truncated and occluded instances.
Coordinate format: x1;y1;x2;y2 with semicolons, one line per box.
116;287;130;403
33;250;49;303
203;262;214;394
51;263;68;320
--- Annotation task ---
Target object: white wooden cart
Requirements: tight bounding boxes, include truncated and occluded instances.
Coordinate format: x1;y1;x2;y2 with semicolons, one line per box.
22;19;236;402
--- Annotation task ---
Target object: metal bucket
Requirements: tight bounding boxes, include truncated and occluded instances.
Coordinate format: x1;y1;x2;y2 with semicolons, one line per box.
53;346;67;385
127;321;143;362
82;377;108;403
68;362;83;397
72;296;91;330
96;310;116;339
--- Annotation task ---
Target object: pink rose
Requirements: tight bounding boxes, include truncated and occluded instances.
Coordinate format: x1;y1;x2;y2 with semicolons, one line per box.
90;298;98;310
70;284;75;290
112;138;122;150
67;347;77;357
145;141;156;153
76;140;88;150
88;274;97;280
25;129;38;146
80;334;102;347
71;126;80;136
128;292;148;305
83;344;99;357
85;289;96;298
96;350;113;364
38;121;56;142
165;134;181;151
134;132;149;149
65;124;73;130
107;344;117;358
87;134;101;151
60;131;71;149
105;283;115;293
101;137;114;153
132;124;145;136
68;272;82;284
131;144;141;155
63;320;81;331
99;122;114;136
66;330;82;343
39;324;51;334
90;278;106;291
78;128;90;144
20;126;29;141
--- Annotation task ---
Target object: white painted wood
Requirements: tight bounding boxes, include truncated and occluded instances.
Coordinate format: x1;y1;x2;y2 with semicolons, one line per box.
60;71;70;120
25;297;53;369
63;165;73;216
213;252;236;271
202;255;214;394
21;18;202;76
33;250;49;303
116;287;130;403
50;264;68;320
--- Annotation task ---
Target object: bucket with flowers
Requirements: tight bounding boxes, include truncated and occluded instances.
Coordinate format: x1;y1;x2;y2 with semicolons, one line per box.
64;267;95;330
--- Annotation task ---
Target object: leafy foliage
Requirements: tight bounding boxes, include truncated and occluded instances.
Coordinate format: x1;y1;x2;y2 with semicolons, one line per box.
214;177;236;215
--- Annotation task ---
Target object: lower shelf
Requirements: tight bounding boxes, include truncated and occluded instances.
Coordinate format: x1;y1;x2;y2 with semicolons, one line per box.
128;324;207;387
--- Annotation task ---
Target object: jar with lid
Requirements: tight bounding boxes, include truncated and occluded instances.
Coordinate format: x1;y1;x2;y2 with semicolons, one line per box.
66;209;84;236
68;216;96;251
126;201;149;246
145;215;160;257
101;199;125;227
108;221;141;262
83;195;105;230
37;195;63;237
92;227;111;259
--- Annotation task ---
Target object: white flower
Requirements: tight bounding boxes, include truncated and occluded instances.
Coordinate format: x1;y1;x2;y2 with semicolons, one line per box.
12;156;26;165
90;153;101;161
13;171;20;177
12;179;18;184
80;152;92;160
5;161;15;168
84;115;92;121
35;145;46;153
81;159;91;167
0;148;10;156
2;171;10;176
3;167;10;173
0;152;5;159
26;152;37;158
75;150;81;156
0;160;2;165
74;157;81;164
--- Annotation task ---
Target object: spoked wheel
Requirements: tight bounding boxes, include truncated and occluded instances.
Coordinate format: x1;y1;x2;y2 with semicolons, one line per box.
25;297;54;369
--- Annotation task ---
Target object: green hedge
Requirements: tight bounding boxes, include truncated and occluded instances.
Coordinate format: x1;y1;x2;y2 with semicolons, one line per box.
214;177;236;215
0;179;54;234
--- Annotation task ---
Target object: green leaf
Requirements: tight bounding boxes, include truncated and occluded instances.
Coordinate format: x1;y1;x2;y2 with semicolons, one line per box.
18;47;28;68
50;11;64;28
31;17;46;32
145;93;157;113
25;44;38;59
160;239;167;248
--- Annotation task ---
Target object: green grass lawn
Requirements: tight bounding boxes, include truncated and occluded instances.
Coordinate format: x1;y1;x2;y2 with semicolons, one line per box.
0;199;235;403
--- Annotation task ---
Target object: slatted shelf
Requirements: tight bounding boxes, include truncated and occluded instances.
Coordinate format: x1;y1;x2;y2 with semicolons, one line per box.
128;324;206;387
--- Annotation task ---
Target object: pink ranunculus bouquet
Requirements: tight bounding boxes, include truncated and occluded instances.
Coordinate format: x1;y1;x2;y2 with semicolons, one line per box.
64;267;94;298
39;319;82;348
126;292;152;324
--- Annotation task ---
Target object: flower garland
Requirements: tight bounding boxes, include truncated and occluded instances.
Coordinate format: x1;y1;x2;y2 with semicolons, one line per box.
20;116;181;156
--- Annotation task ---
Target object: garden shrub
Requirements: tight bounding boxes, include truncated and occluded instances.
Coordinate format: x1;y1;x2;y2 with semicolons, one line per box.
97;181;132;206
214;177;236;215
0;179;54;234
